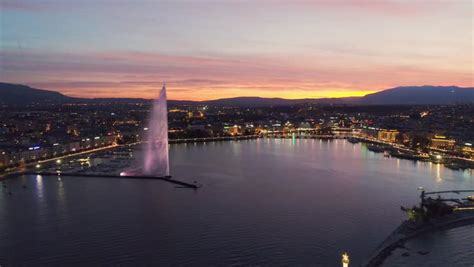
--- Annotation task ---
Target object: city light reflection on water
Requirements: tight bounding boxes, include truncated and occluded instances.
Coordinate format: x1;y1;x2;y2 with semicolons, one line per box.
436;163;442;182
1;139;472;266
463;169;472;179
35;174;44;198
57;177;65;202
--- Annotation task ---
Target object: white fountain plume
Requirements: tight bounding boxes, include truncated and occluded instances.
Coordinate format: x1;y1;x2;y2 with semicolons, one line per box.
143;83;170;177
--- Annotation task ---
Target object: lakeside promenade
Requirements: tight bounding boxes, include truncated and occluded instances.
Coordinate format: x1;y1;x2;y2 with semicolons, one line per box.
355;136;474;168
0;135;261;178
266;133;474;169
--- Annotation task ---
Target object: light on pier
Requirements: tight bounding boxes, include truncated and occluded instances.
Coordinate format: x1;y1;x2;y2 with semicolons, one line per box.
341;252;349;267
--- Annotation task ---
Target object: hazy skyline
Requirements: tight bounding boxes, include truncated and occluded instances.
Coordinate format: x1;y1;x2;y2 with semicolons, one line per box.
1;0;472;100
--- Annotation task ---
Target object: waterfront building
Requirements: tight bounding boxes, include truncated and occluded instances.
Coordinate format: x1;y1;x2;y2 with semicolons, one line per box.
230;125;242;136
332;127;354;138
462;143;474;158
377;129;399;143
223;125;242;136
352;128;362;137
0;135;117;168
359;127;378;139
431;135;456;150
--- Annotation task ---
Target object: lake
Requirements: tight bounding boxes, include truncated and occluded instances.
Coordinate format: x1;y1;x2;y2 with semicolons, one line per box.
1;139;472;266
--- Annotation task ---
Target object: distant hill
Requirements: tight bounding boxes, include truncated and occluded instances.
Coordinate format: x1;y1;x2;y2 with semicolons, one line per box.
202;86;473;106
0;83;156;105
0;82;472;106
359;86;474;105
200;96;355;107
186;86;473;106
0;83;75;105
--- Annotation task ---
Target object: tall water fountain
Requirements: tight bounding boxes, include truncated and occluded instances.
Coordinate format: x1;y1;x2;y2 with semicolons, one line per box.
143;84;170;177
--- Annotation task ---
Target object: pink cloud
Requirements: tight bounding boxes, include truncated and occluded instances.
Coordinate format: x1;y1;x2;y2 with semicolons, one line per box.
309;0;442;17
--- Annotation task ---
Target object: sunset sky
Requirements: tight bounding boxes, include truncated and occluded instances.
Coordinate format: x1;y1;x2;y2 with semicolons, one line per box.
1;0;472;100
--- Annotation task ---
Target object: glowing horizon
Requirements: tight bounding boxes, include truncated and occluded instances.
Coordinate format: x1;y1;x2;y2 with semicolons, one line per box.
0;1;472;100
60;87;377;101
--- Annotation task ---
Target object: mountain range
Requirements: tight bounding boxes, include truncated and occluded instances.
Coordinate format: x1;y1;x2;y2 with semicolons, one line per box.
0;82;473;106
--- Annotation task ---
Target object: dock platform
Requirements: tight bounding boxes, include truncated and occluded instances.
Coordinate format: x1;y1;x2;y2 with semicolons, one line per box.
20;172;200;189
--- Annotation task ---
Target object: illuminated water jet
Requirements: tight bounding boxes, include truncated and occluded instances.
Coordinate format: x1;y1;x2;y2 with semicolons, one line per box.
143;84;170;177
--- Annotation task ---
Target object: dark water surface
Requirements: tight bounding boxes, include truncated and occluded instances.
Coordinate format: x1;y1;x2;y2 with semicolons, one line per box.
384;224;474;266
1;139;472;266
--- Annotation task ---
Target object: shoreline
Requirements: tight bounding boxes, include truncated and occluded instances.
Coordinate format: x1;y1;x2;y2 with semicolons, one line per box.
352;136;474;170
0;135;261;178
2;135;472;180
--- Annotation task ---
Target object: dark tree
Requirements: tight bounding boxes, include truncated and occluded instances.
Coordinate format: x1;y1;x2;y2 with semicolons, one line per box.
410;135;431;152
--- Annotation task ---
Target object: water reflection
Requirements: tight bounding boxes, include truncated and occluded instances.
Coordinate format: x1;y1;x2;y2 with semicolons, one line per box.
384;225;474;266
57;177;65;202
436;163;442;182
35;174;44;199
2;140;473;266
463;169;472;179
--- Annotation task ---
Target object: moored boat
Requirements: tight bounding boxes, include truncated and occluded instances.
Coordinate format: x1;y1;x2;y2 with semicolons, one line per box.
445;162;462;171
367;144;385;153
347;137;359;144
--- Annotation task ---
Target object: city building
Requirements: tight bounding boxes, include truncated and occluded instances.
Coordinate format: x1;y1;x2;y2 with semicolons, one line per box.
431;135;456;150
332;127;354;138
462;143;474;158
227;125;242;136
377;129;399;143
